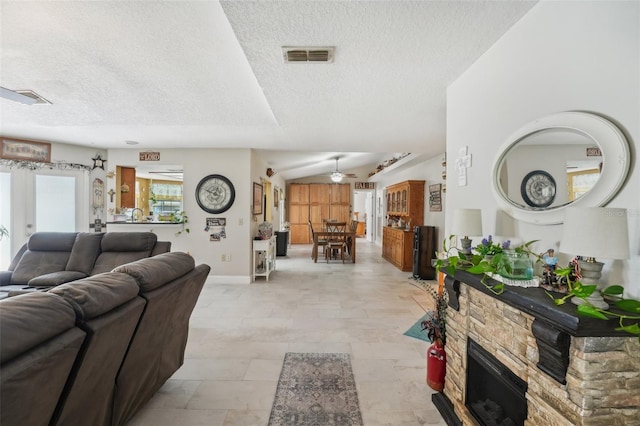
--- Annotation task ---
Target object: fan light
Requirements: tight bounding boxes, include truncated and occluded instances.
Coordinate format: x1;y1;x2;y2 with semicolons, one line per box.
331;172;343;183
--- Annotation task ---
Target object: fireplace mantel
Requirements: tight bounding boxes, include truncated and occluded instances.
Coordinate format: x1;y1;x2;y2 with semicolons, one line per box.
435;271;640;426
446;270;632;337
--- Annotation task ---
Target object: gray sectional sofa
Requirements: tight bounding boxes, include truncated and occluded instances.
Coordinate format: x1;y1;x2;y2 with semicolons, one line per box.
0;231;171;298
0;251;211;426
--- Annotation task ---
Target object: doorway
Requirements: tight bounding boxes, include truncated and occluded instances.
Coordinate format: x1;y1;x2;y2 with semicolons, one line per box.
353;189;376;242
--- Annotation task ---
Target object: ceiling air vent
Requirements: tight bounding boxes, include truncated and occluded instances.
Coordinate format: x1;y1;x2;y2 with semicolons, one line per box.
14;90;51;105
282;47;335;63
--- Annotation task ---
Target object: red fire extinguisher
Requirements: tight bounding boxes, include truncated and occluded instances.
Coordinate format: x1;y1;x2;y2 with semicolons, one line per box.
427;340;446;392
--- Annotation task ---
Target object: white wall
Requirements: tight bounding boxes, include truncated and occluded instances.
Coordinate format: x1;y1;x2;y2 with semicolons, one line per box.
108;148;255;282
446;1;639;296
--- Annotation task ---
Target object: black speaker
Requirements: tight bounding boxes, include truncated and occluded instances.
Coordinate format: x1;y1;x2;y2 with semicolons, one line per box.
413;226;437;280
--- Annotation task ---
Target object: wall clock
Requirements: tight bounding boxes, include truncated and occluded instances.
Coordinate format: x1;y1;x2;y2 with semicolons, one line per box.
520;170;556;208
196;174;236;214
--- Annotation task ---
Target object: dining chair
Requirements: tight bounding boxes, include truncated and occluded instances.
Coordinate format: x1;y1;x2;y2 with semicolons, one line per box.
324;222;348;263
309;221;328;260
346;220;358;256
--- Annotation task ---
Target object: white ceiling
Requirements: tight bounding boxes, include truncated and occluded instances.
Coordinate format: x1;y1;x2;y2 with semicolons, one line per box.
0;0;536;180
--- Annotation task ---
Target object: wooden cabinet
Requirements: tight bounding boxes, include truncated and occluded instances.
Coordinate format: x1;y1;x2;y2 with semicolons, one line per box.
385;180;425;226
119;166;136;209
289;183;309;204
382;180;425;271
309;184;330;204
330;183;350;204
382;227;413;271
289;184;310;244
288;183;351;244
289;224;310;244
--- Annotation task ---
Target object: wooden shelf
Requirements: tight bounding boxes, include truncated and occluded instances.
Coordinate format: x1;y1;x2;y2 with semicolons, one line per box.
367;153;429;183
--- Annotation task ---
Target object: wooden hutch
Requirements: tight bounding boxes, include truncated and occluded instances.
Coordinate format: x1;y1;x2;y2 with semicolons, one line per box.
382;180;425;271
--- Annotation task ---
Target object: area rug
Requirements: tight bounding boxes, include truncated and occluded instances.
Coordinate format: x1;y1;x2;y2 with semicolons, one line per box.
268;352;364;426
403;313;431;342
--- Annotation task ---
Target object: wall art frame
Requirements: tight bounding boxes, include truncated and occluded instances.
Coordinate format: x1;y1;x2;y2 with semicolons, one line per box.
253;182;263;215
0;137;51;162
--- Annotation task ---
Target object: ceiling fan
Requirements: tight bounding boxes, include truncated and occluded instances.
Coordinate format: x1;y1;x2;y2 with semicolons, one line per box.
327;157;358;182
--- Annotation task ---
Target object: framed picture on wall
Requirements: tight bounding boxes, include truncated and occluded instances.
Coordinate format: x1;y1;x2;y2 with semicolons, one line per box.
253;182;263;215
274;188;278;207
0;137;51;162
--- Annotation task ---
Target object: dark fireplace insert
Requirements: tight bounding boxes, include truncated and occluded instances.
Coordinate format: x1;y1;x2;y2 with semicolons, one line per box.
466;338;527;426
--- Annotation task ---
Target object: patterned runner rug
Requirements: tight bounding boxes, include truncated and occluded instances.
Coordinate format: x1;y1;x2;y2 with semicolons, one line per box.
268;352;364;426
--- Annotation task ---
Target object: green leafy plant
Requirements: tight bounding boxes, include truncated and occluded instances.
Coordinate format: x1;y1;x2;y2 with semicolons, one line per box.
170;211;190;236
547;267;640;341
474;235;511;257
434;236;540;296
410;277;448;345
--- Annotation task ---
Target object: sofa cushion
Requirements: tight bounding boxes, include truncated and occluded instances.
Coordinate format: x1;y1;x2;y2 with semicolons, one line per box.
100;232;157;252
28;271;88;287
9;233;79;285
113;252;196;292
91;232;158;275
49;272;140;321
0;292;78;363
66;232;104;274
0;291;86;426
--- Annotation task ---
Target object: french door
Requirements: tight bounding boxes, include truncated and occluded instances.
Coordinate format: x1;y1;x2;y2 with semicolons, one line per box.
0;167;88;268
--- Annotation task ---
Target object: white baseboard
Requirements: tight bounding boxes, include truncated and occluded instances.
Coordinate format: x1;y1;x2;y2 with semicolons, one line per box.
205;275;252;285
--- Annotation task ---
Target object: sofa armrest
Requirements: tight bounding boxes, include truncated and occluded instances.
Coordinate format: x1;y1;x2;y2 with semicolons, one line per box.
28;271;88;288
0;271;13;285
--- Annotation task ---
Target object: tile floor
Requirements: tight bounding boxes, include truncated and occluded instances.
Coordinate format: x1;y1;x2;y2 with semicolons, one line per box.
129;238;447;426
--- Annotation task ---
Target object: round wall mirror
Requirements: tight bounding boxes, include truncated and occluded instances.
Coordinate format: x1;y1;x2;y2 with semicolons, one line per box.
491;111;630;224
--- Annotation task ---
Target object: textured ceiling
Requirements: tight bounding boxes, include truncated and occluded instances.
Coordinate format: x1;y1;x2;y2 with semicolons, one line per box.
0;0;536;179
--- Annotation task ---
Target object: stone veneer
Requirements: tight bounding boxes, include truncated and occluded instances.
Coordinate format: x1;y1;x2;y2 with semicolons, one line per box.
441;272;640;426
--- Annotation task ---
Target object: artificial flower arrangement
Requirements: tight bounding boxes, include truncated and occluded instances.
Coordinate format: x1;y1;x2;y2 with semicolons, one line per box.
473;235;511;257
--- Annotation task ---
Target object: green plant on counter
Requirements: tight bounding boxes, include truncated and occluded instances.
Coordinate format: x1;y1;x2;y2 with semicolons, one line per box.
434;235;540;296
170;211;190;236
547;267;640;341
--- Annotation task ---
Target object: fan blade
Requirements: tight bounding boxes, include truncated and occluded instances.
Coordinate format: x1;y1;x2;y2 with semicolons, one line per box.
0;87;38;105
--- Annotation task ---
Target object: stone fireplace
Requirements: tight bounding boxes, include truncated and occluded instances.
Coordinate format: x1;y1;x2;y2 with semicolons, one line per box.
466;338;527;425
433;271;640;426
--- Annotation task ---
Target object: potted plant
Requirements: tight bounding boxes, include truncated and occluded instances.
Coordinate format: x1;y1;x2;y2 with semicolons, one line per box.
548;265;640;341
0;225;9;241
411;276;448;391
434;235;539;295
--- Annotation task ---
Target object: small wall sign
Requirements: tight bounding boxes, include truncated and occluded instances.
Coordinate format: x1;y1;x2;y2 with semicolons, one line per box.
429;183;442;212
139;151;160;161
586;147;602;157
355;182;375;189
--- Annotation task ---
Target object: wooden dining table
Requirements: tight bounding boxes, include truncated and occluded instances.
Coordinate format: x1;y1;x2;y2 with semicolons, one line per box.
312;231;356;263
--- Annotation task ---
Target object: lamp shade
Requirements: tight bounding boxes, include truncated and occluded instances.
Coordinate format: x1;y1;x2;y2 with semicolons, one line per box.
451;208;483;237
559;207;629;260
330;172;343;183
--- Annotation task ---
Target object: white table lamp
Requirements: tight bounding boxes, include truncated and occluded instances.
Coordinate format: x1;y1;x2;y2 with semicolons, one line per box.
451;208;483;255
559;207;629;309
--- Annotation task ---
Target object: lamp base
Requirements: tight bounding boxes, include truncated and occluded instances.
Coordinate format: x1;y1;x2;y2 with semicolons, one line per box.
570;259;608;309
571;294;609;310
460;237;472;255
